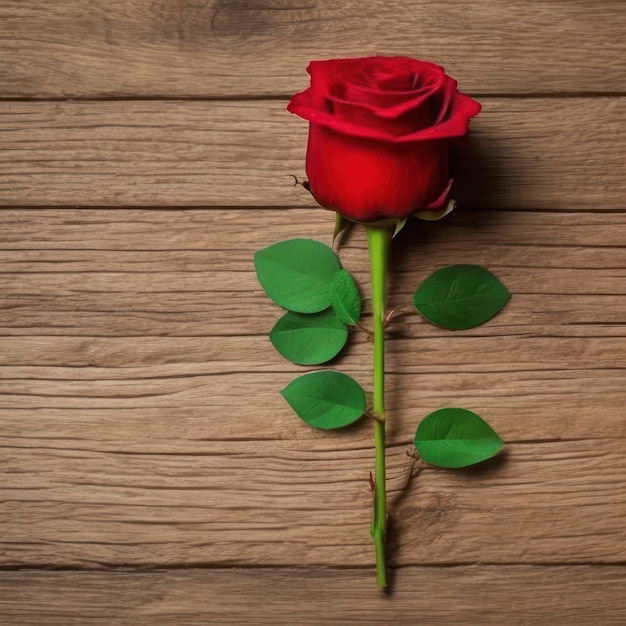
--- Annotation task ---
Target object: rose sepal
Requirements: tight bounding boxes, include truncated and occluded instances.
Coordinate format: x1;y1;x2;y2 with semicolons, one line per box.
333;212;352;243
413;198;457;221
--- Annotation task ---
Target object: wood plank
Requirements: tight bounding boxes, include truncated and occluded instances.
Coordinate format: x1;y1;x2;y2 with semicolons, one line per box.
0;361;625;441
0;209;626;442
1;566;625;625
0;98;624;208
0;362;624;442
1;439;625;568
0;1;624;97
0;209;624;442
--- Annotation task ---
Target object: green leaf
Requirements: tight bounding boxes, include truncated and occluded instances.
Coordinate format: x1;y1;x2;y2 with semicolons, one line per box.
414;408;504;468
270;309;348;365
413;264;510;330
281;370;366;429
254;239;341;313
329;270;361;325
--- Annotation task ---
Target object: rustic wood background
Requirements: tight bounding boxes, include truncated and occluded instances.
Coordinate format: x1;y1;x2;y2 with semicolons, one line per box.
1;1;625;623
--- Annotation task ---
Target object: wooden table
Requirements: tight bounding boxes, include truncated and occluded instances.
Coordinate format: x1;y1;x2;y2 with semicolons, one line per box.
1;1;625;623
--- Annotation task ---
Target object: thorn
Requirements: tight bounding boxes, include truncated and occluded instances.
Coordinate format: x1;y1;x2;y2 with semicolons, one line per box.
369;471;376;493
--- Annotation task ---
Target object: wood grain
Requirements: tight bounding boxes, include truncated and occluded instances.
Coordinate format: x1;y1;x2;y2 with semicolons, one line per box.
0;98;624;208
1;361;624;443
1;567;625;625
1;0;626;617
0;0;624;98
1;438;625;568
0;209;624;445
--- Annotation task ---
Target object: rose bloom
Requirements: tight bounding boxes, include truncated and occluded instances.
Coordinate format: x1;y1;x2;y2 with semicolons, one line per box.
287;56;481;223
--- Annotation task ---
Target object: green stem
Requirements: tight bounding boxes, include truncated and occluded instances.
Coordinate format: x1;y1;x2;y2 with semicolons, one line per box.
366;224;393;588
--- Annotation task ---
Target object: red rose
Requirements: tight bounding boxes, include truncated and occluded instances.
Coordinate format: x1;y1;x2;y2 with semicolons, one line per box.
287;56;481;223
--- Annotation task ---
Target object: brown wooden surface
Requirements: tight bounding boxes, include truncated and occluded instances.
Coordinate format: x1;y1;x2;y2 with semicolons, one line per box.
1;0;625;624
0;0;624;98
0;99;624;208
1;567;626;625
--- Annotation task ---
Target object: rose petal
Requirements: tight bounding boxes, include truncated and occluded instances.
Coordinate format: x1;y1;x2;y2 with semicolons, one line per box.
328;95;433;134
336;70;447;119
288;94;479;143
304;124;449;221
288;58;480;144
426;178;454;211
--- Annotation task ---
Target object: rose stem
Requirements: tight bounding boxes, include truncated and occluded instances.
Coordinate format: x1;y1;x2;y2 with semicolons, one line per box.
366;223;393;588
